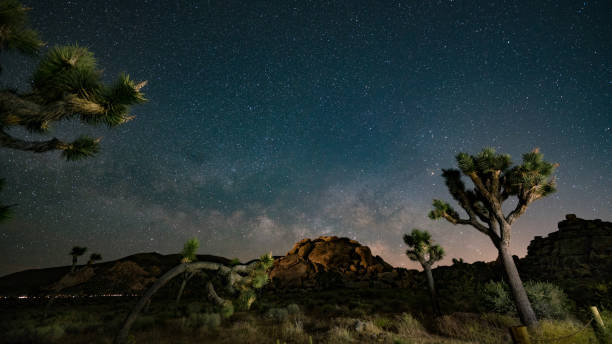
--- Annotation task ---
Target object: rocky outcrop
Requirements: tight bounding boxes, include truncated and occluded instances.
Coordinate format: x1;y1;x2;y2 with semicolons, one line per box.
519;214;612;306
269;236;400;289
520;214;612;280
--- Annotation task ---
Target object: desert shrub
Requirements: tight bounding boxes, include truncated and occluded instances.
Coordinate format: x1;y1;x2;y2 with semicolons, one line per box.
286;303;300;315
4;323;66;344
266;307;289;322
220;301;234;319
185;301;203;315
526;281;572;319
482;281;515;314
395;313;427;338
185;312;221;330
280;319;305;340
131;315;156;330
482;281;572;319
373;316;393;331
433;313;509;344
319;303;350;317
530;319;601;344
36;324;65;341
227;320;260;340
327;325;353;343
236;290;257;311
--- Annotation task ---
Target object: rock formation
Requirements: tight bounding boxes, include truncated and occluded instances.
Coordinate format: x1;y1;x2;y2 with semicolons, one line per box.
521;214;612;279
269;236;400;288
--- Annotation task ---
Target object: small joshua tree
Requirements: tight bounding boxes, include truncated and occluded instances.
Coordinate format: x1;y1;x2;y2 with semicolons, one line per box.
0;0;146;160
403;229;444;316
175;238;199;305
69;246;87;272
87;253;102;265
429;147;557;327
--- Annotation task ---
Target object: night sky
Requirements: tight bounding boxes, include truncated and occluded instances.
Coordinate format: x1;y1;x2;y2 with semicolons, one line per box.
1;0;611;276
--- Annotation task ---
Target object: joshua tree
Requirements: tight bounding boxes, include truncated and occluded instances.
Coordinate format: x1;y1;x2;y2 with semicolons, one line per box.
115;243;274;344
403;229;444;316
69;246;87;272
429;147;557;327
0;0;146;160
175;238;199;305
0;178;13;223
87;253;102;265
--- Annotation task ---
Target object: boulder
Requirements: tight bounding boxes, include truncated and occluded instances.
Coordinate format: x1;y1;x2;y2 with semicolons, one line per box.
270;236;394;288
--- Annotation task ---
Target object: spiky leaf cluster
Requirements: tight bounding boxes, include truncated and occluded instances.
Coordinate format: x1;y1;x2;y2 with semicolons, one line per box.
0;0;42;58
249;252;274;289
403;229;445;266
504;149;557;197
428;199;459;220
29;46;146;128
181;238;199;263
69;246;87;257
61;136;100;161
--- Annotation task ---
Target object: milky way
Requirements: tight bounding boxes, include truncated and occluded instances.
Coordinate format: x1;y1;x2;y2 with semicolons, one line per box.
1;0;610;275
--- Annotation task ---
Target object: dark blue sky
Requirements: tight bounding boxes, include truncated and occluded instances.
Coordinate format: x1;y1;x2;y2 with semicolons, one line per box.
1;0;611;275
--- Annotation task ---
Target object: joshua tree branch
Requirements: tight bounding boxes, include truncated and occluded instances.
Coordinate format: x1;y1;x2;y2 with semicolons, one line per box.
0;91;107;127
0;128;68;152
467;172;506;222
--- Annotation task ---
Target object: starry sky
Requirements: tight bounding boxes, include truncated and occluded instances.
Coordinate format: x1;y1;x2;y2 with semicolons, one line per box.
1;0;611;276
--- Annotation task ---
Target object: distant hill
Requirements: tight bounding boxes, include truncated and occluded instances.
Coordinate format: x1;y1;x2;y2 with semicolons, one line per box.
0;214;609;307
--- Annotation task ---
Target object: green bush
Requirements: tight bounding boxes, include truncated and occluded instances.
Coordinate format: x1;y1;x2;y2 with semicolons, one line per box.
220;301;234;319
482;281;515;314
185;302;203;315
286;303;300;315
482;281;572;319
185;312;221;330
265;307;289;322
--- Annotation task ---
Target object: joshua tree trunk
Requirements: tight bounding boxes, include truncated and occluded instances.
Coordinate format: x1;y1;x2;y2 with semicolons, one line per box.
499;242;537;327
71;256;77;273
423;264;441;316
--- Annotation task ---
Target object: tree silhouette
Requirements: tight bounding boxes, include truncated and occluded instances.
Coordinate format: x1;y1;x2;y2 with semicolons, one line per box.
429;147;557;327
87;253;102;265
403;229;444;316
69;246;87;272
0;0;146;160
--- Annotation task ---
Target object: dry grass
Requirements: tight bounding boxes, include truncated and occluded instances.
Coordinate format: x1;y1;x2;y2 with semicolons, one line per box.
2;297;610;344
